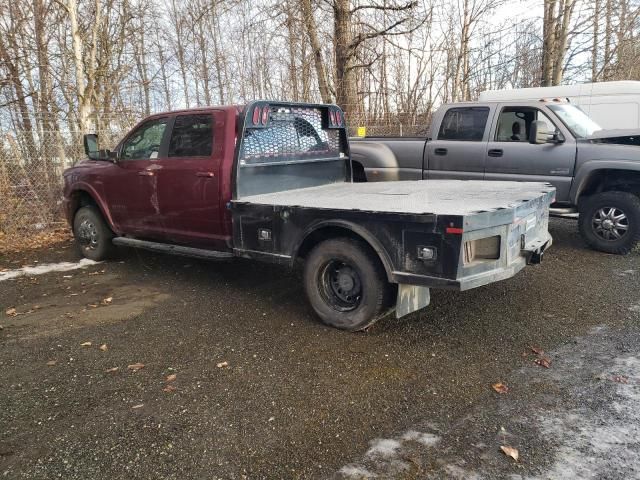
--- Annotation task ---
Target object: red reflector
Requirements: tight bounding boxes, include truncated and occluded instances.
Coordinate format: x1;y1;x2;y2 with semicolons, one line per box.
446;227;464;234
252;106;260;125
261;106;269;125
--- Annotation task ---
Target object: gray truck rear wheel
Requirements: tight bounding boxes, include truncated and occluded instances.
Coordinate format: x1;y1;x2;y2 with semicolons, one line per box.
578;191;640;254
303;238;390;331
73;206;115;261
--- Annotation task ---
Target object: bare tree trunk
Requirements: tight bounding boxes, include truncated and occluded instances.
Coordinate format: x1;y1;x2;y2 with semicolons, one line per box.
300;0;332;103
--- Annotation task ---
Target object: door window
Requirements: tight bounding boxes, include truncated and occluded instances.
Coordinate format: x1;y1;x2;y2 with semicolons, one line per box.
168;114;214;157
121;118;168;160
437;107;489;141
495;107;559;142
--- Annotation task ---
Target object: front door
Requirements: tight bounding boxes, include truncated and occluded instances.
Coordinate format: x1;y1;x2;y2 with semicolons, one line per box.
484;105;577;203
153;112;226;248
426;106;493;180
102;117;169;237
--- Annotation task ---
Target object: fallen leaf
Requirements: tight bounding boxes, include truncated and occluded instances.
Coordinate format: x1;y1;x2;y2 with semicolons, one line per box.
99;344;108;351
131;404;144;409
80;341;92;347
500;445;519;461
5;308;17;317
612;375;629;384
530;346;544;355
216;361;229;368
163;385;177;392
128;363;145;371
101;297;113;305
46;360;57;366
492;382;509;394
166;374;177;382
534;357;551;368
106;367;119;373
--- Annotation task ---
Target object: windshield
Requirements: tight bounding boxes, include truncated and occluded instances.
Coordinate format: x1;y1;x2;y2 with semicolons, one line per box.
548;104;602;138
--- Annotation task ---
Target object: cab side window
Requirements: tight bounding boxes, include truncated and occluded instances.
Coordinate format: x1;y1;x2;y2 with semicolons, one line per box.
121;118;168;160
437;107;489;141
168;114;213;158
495;107;559;142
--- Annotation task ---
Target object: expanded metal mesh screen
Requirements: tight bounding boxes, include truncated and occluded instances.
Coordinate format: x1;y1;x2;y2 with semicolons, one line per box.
240;106;345;165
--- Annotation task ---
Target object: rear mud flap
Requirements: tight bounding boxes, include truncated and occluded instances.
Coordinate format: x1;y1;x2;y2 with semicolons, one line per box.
396;284;431;319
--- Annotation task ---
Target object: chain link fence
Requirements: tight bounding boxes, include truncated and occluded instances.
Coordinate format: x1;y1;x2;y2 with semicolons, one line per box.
0;122;130;245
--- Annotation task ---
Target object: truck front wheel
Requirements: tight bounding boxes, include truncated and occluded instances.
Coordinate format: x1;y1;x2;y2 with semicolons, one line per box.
578;191;640;254
73;206;115;261
304;238;390;331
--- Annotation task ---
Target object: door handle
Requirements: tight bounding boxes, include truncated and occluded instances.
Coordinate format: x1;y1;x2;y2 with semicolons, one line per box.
138;170;155;176
434;148;448;156
488;149;503;157
195;171;215;178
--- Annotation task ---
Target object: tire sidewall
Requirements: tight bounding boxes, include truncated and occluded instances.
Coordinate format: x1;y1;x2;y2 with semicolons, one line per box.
304;239;386;331
579;192;640;254
73;207;114;261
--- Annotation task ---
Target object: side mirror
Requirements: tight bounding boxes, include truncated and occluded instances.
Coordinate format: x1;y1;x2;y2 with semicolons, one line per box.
83;134;116;161
83;133;99;159
529;121;549;144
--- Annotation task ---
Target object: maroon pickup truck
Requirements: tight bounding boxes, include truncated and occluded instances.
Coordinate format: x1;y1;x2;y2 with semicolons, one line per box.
63;101;554;331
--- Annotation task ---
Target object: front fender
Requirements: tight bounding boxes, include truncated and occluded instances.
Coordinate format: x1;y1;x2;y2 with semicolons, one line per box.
571;160;640;203
67;182;119;234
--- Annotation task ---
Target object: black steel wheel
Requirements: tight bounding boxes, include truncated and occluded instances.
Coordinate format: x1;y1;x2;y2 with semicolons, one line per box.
578;191;640;255
73;206;115;261
304;237;390;331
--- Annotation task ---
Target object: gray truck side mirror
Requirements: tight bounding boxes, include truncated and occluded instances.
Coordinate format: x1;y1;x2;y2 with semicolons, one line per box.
529;121;550;145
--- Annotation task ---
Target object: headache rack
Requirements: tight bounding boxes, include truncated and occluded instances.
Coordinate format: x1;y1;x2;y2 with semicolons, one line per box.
235;101;352;198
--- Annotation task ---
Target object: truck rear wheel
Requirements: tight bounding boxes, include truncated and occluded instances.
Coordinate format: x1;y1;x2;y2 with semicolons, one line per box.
304;238;390;331
73;206;115;261
578;191;640;254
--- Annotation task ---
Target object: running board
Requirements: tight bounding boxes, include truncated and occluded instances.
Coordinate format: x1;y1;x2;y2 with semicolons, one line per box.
112;237;233;260
550;207;578;219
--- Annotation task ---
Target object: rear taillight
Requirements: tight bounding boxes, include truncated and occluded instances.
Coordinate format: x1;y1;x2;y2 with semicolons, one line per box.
335;110;343;126
252;106;260;125
261;106;269;125
329;110;336;126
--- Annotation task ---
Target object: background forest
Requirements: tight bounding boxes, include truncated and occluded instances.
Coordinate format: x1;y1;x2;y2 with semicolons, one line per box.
1;0;639;236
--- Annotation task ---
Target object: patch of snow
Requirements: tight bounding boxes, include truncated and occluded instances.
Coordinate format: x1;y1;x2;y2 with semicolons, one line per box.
0;259;99;282
401;430;441;447
366;438;401;458
338;465;376;478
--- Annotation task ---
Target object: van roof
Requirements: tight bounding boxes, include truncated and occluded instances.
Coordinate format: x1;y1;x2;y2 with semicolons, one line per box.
479;81;640;101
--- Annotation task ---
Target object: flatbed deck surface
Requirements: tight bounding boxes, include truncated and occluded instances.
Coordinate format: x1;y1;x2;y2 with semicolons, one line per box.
237;180;554;216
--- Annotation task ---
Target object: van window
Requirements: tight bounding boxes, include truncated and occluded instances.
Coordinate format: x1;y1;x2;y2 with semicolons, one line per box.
437;107;489;141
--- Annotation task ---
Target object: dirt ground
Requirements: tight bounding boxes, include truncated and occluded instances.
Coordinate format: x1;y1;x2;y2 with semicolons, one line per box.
1;218;639;479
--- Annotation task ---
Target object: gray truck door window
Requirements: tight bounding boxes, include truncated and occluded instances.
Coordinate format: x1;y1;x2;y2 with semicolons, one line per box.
427;106;490;180
484;106;576;203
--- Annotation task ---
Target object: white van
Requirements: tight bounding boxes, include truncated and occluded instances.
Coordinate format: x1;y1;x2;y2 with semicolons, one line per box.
479;81;640;130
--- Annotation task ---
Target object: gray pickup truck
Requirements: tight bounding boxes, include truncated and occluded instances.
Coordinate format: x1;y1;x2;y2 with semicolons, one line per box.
351;100;640;254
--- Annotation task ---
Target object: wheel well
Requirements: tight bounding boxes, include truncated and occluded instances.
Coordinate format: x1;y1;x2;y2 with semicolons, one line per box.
69;190;98;216
351;161;367;182
579;169;640;200
295;226;392;281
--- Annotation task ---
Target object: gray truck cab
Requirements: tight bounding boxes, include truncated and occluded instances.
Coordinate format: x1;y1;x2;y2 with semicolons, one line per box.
351;99;640;254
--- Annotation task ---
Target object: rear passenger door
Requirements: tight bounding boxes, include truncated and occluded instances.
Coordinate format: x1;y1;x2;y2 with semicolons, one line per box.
154;111;227;248
484;105;576;202
426;106;493;180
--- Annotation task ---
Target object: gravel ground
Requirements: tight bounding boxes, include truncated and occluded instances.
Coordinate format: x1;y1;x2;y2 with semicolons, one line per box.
1;218;639;479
